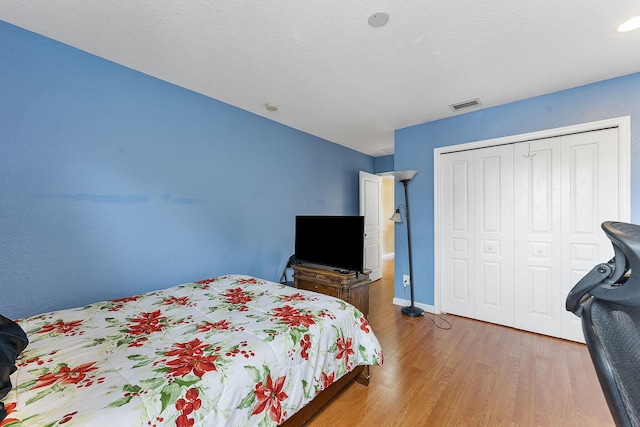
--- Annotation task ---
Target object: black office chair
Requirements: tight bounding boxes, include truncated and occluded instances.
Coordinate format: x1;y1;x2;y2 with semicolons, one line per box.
279;254;300;287
567;221;640;426
1;314;28;422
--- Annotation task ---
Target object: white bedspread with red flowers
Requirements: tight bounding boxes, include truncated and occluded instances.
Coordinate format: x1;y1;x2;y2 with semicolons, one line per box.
5;275;382;426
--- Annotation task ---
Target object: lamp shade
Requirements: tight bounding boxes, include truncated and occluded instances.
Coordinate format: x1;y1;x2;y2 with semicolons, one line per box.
390;209;402;223
390;170;418;182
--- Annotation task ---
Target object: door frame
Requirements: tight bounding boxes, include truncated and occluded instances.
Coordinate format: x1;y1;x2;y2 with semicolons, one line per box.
433;116;631;314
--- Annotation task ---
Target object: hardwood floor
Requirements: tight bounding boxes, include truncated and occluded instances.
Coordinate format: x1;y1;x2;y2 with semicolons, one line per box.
305;258;614;426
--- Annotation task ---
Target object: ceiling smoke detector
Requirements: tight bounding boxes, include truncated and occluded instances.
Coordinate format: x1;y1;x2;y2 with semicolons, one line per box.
449;98;483;112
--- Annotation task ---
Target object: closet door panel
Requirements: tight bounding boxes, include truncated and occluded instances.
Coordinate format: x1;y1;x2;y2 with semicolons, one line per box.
561;128;620;341
441;153;475;317
474;146;514;326
514;141;562;337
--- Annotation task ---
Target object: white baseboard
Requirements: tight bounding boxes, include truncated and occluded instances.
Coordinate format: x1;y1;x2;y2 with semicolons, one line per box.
392;297;437;314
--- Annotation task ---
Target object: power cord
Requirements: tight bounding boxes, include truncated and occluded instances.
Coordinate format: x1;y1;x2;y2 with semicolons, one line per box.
402;282;452;330
425;312;452;330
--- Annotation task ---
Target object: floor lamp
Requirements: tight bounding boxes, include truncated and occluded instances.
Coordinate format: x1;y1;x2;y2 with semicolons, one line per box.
390;169;424;318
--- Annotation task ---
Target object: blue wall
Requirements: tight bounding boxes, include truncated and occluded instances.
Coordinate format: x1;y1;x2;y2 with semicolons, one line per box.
393;72;640;308
0;21;374;319
374;155;394;174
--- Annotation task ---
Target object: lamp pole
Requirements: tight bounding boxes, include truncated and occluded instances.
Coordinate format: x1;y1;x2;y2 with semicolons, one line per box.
399;178;424;317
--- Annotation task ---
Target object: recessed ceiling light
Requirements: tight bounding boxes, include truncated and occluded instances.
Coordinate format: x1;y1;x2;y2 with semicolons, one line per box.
265;103;279;112
368;12;389;28
616;16;640;33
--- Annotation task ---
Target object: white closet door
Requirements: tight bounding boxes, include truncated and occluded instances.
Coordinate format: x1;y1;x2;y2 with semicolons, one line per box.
440;126;623;341
473;145;514;326
560;128;620;341
441;152;475;318
441;146;514;326
513;140;563;337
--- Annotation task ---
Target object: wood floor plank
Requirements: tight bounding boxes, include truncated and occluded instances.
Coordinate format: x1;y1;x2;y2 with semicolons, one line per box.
303;259;614;426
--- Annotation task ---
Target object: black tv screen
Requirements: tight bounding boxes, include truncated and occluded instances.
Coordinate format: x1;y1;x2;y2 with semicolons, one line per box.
294;215;365;273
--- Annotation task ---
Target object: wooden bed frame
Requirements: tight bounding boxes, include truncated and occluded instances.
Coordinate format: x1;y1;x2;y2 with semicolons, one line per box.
281;366;369;426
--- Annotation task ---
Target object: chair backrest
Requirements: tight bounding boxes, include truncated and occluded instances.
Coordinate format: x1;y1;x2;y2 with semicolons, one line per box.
581;298;640;426
1;314;28;422
567;221;640;427
279;254;300;286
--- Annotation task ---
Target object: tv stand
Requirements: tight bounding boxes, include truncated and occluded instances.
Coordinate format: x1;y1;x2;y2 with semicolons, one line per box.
293;263;370;316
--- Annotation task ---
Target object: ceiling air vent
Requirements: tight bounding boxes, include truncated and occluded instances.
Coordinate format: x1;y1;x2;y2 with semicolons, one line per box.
449;98;482;112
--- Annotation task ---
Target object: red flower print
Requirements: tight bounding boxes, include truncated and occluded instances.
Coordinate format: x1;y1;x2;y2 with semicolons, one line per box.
236;278;259;285
127;310;166;335
176;414;195;427
359;316;371;333
299;334;311;360
164;338;218;378
223;287;253;305
195;278;216;285
128;336;149;348
33;362;98;389
280;293;306;302
175;387;202;427
335;337;354;365
163;296;190;306
112;296;138;303
271;305;315;328
0;402;17;426
196;319;231;333
321;371;335;390
59;411;78;424
37;319;83;335
252;375;288;423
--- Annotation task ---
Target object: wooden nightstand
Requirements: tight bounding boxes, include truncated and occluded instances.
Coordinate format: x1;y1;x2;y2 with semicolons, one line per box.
293;263;370;316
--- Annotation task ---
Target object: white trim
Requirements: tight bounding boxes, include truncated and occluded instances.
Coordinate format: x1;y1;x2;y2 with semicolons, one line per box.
393;297;436;314
435;116;631;155
433;116;631;315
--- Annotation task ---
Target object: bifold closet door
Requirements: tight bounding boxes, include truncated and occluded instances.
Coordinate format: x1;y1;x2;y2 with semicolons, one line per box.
441;127;621;341
560;129;620;341
513;129;620;341
440;145;514;327
513;139;563;337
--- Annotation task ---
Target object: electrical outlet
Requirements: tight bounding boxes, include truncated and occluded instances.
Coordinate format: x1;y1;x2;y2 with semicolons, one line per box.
403;274;410;287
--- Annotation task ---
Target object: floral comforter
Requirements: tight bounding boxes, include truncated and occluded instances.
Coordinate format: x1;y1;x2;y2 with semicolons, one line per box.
4;275;382;426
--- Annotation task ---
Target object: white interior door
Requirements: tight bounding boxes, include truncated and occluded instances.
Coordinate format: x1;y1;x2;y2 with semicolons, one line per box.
359;171;382;281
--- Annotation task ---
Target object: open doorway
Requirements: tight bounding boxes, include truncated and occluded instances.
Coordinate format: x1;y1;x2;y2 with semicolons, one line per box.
359;171;396;282
381;176;395;279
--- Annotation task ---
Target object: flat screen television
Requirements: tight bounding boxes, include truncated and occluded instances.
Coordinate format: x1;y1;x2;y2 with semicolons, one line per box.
294;215;365;274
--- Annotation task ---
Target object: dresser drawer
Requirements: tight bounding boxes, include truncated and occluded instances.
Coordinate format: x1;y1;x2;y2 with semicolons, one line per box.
292;264;370;316
296;279;341;299
295;270;348;286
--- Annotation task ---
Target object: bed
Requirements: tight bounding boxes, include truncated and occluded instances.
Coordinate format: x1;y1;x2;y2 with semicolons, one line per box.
1;274;382;426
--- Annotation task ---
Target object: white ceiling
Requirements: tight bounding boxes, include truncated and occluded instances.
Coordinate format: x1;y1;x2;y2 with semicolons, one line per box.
2;1;640;157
